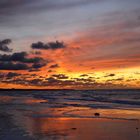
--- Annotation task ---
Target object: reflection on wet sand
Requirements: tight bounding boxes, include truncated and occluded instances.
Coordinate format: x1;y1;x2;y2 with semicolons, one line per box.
8;106;140;140
16;117;140;140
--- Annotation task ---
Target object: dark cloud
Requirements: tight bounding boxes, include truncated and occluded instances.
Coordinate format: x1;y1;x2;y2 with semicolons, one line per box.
0;73;5;79
0;52;43;63
32;62;46;69
6;72;21;78
48;70;54;73
107;77;124;82
80;74;89;77
44;75;96;87
0;39;59;71
49;64;59;69
30;79;43;85
0;39;12;52
115;78;124;81
46;77;60;84
52;74;69;79
0;72;128;89
0;50;48;70
73;77;94;83
104;73;116;77
31;41;66;50
0;62;29;70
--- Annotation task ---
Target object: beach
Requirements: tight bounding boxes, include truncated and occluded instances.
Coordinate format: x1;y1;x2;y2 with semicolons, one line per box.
0;90;140;140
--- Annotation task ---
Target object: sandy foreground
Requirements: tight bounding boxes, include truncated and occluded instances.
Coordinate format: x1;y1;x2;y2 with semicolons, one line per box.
0;93;140;140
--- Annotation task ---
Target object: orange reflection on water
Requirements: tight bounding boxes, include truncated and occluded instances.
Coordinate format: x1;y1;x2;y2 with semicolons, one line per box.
0;96;16;103
0;95;47;105
21;117;140;140
11;106;140;140
23;98;47;104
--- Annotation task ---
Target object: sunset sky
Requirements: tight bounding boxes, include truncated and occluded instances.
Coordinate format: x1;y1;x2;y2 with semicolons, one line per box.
0;0;140;89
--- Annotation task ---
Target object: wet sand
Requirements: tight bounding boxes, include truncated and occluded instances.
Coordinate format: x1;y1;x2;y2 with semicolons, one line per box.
22;117;140;140
0;110;140;140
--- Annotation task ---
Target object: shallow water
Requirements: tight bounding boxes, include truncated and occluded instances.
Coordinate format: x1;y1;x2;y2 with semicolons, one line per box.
0;89;140;140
